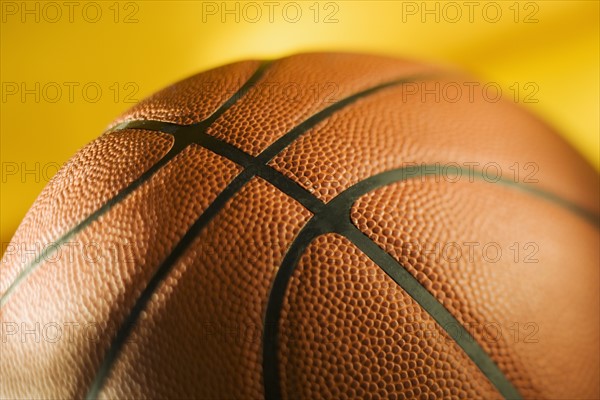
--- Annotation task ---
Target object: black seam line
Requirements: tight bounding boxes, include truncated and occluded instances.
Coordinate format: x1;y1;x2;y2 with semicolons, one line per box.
0;61;273;310
0;143;178;309
326;164;599;228
340;224;521;400
266;161;600;400
111;71;437;164
262;218;328;400
85;172;322;399
262;163;600;399
262;164;599;400
255;73;437;164
111;123;324;214
85;71;435;398
262;219;523;400
107;129;593;397
103;116;595;399
111;128;599;229
84;170;252;400
263;220;522;400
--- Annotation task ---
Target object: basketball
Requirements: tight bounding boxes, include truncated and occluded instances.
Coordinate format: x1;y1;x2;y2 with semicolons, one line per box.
1;53;598;399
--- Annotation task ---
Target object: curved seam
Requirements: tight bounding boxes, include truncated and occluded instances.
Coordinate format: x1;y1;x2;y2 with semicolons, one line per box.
84;171;253;399
83;60;275;398
85;70;435;398
0;141;181;308
328;165;600;228
0;61;273;309
262;162;600;399
262;163;599;400
341;224;521;399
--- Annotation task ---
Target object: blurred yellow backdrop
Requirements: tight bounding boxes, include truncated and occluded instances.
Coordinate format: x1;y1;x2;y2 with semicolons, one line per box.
1;0;598;249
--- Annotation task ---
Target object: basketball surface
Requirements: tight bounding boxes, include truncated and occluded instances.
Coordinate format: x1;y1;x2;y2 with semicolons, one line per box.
1;53;598;399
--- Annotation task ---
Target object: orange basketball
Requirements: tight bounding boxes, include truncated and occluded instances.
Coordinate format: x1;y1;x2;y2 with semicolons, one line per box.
1;53;598;399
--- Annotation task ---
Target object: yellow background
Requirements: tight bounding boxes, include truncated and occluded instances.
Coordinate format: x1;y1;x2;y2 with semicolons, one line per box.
1;0;599;250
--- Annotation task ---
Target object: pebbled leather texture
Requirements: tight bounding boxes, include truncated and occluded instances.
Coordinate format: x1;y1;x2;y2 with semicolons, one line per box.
278;233;502;400
351;177;599;399
1;52;598;399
